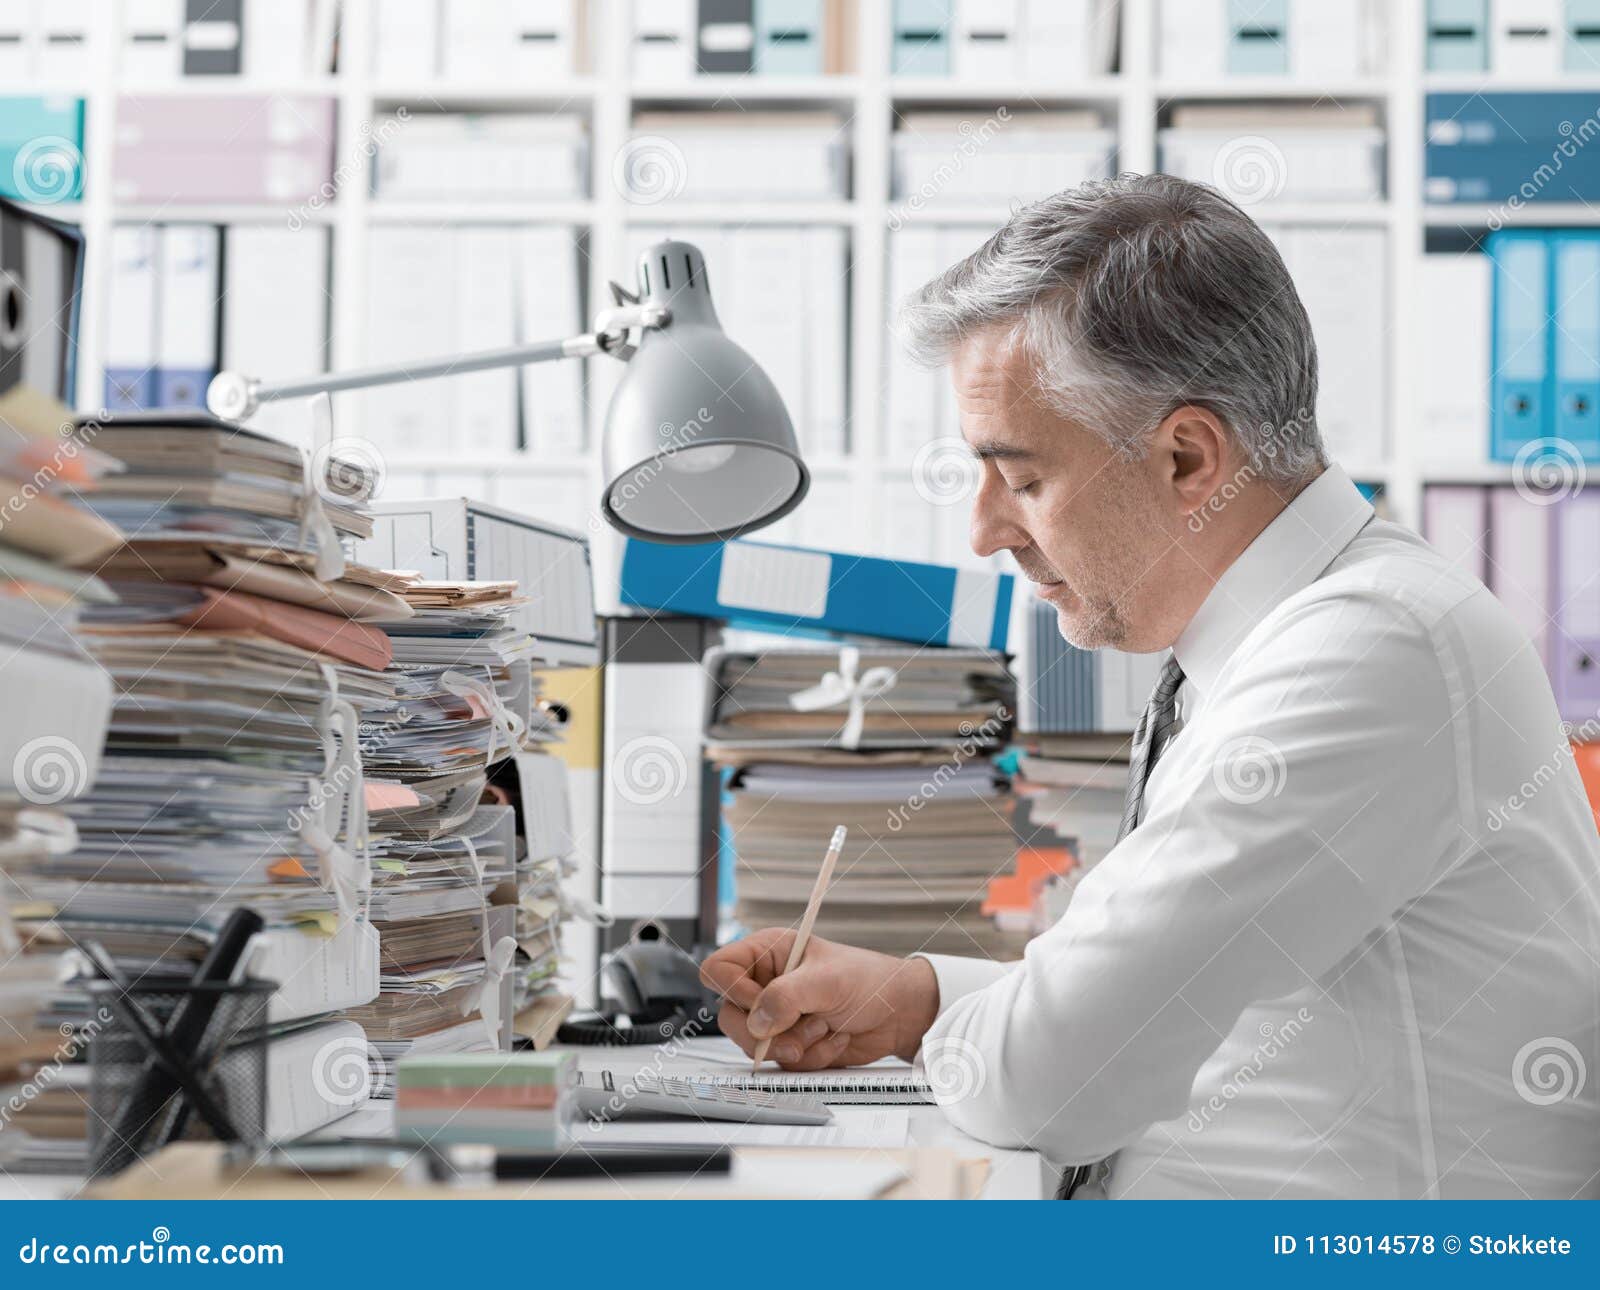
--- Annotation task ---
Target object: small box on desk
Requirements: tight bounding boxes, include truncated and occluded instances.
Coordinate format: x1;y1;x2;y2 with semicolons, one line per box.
395;1050;578;1150
619;537;1014;651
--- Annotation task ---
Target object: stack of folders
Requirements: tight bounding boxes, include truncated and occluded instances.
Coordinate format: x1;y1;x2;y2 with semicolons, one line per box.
633;0;860;77
64;411;373;553
1426;93;1600;205
621;112;849;202
1003;598;1148;928
892;0;1118;79
112;0;343;80
1424;482;1600;726
0;98;84;203
1157;0;1385;79
361;226;584;457
395;1051;577;1150
371;113;589;201
344;574;567;1089
1483;230;1600;463
374;0;587;80
104;224;330;426
112;95;336;207
0;387;119;1175
1158;104;1386;204
2;407;400;1169
891;111;1114;208
706;646;1022;958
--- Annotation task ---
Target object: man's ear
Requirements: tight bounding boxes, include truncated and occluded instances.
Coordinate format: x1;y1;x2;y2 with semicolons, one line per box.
1150;404;1233;516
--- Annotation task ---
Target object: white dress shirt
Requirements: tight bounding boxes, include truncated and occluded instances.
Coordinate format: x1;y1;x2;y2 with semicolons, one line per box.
919;465;1600;1198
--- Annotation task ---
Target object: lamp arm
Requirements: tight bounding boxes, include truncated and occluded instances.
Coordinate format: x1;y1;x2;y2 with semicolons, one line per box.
205;302;670;422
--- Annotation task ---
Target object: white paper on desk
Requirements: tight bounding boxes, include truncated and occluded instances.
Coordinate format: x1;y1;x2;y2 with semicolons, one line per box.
729;1154;907;1200
590;1106;910;1150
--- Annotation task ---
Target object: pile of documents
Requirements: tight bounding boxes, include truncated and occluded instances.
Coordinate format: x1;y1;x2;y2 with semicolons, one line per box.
65;411;372;553
350;573;575;1089
2;406;396;1168
394;1050;577;1151
708;644;1021;958
0;389;115;1172
892;111;1115;208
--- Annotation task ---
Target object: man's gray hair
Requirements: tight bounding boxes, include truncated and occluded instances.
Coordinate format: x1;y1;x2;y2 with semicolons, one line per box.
898;173;1326;485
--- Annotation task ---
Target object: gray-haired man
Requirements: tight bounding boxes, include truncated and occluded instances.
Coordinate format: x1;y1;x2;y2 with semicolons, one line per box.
703;174;1600;1199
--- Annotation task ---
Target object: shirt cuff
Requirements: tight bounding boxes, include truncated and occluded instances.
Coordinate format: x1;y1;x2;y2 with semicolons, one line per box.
912;953;1014;1019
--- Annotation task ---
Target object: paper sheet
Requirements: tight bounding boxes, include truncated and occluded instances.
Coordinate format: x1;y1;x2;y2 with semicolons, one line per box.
585;1105;910;1150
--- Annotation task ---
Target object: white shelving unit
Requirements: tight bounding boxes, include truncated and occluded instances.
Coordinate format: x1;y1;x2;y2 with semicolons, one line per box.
15;0;1561;591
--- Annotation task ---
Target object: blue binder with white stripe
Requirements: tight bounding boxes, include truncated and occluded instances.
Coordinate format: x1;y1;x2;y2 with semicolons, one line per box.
619;537;1014;651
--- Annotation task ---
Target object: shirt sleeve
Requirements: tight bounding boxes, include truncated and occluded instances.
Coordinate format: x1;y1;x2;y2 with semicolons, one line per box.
912;953;1015;1017
921;587;1461;1163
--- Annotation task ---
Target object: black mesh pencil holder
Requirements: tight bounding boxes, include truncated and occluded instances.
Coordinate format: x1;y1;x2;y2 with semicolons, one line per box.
85;976;276;1180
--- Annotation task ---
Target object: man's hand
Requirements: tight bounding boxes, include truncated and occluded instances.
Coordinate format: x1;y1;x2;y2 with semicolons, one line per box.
699;928;940;1069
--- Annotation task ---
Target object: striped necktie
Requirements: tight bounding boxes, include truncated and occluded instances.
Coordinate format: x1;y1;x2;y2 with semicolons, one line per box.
1057;653;1185;1200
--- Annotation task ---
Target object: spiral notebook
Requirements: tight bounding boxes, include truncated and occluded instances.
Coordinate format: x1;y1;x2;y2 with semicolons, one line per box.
704;1069;934;1105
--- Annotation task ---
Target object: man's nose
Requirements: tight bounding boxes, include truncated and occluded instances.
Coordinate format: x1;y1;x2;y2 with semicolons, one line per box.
970;472;1026;560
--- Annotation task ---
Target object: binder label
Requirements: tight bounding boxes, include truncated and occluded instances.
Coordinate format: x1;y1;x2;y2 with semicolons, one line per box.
718;545;830;618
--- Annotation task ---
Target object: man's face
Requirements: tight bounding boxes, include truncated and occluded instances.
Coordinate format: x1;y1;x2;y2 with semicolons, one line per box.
952;328;1179;652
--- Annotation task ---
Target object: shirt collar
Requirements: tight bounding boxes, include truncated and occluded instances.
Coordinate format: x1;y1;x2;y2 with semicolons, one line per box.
1173;464;1374;701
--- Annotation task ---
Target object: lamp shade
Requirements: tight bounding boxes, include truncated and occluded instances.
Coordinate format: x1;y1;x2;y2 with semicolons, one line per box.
601;240;810;543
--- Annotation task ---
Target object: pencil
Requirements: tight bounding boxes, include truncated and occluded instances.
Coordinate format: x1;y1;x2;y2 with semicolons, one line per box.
751;824;847;1071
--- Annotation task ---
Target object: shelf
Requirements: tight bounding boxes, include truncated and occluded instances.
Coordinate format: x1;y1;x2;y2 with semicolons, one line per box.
116;78;342;98
112;202;341;225
368;80;597;109
1416;462;1518;483
1424;74;1600;94
367;200;596;224
627;77;862;105
1424;203;1600;227
1155;78;1390;101
622;200;858;225
14;201;84;222
890;78;1122;104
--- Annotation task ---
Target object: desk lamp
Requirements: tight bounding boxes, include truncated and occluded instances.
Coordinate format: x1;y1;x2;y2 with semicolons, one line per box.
206;239;810;543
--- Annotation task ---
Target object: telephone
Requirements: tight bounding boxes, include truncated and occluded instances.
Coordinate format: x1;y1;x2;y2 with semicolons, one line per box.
556;921;721;1046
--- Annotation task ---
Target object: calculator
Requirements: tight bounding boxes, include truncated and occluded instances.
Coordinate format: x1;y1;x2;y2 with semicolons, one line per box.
576;1069;834;1126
